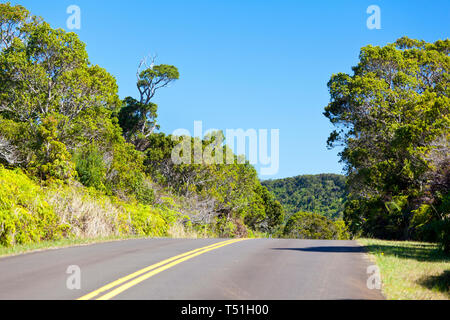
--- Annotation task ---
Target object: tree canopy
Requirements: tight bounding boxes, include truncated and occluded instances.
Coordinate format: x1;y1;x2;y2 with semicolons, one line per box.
119;58;179;151
262;174;347;220
324;37;449;251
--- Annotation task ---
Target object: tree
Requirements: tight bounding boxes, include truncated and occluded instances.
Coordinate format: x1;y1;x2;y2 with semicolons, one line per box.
73;145;106;191
119;56;179;151
254;185;285;234
0;2;36;51
324;37;449;247
0;2;288;243
28;113;76;182
0;3;152;203
0;3;120;169
0;20;119;123
142;131;284;236
283;211;349;240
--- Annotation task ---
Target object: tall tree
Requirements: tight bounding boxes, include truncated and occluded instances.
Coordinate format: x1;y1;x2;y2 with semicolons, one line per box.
324;37;449;244
0;3;120;169
0;3;151;203
119;56;179;151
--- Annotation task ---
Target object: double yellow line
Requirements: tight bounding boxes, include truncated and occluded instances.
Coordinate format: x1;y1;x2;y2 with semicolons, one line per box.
77;238;245;300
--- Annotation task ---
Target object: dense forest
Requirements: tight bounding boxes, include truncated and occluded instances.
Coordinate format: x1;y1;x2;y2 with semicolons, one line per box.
262;174;347;220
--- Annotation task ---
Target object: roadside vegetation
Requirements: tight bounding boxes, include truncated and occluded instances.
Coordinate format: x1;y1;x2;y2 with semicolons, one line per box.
283;211;349;240
329;38;450;299
0;235;151;258
0;3;284;250
0;165;214;248
359;238;450;300
324;37;449;253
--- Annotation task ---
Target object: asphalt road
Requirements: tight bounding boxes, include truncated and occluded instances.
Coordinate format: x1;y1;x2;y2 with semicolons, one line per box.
0;238;384;300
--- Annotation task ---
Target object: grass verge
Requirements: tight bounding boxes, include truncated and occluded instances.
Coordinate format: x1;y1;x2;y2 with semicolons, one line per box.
358;238;450;300
0;235;153;259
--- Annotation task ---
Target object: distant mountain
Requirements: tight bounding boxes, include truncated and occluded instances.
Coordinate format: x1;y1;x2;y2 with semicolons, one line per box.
262;174;347;220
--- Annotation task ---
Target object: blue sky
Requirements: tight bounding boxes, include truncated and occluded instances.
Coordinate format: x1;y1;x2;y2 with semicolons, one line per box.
9;0;449;179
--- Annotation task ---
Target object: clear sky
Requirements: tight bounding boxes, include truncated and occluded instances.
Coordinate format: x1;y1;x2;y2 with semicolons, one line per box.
9;0;450;179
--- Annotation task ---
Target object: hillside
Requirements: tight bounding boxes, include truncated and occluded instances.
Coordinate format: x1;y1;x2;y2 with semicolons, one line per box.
0;3;284;247
262;174;347;220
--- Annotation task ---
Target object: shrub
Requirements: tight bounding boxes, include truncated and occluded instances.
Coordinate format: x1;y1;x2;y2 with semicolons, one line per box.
46;184;177;238
73;145;107;191
0;165;69;246
283;211;349;240
28;115;76;182
334;220;351;240
440;219;450;254
0;165;186;247
437;192;450;254
214;216;238;238
410;195;450;254
135;181;155;205
122;202;169;237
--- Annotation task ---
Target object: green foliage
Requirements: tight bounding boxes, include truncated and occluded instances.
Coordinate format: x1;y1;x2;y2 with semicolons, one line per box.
0;2;158;203
135;182;156;206
137;64;179;99
253;185;284;233
0;165;69;246
121;202;169;237
73;145;106;191
0;15;119;125
214;216;238;238
106;140;155;204
142;132;283;235
0;164;186;246
118;62;179;151
334;220;351;240
411;193;450;253
28;114;76;182
324;37;449;250
283;211;350;240
262;174;347;219
438;192;450;253
343;196;412;240
1;3;289;246
118;97;159;150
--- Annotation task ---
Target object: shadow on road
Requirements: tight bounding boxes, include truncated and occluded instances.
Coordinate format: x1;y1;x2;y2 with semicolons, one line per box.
272;246;365;253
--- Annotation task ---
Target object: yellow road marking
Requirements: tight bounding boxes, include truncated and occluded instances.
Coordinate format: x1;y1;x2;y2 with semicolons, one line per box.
96;238;245;300
77;238;245;300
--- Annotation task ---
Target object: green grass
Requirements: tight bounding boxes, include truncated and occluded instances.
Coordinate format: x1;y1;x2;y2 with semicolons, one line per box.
358;238;450;300
0;235;151;259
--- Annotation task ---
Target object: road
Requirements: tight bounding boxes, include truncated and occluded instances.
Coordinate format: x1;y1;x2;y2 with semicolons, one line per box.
0;238;384;300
